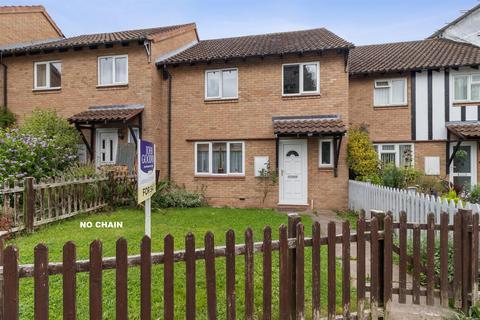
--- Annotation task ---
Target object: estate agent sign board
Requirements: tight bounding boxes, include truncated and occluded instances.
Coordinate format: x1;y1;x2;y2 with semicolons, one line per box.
137;139;156;236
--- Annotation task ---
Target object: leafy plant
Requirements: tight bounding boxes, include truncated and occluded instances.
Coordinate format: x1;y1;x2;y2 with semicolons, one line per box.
451;303;480;319
0;108;15;128
466;185;480;204
442;188;461;205
151;180;206;208
65;162;98;179
256;160;278;205
347;125;381;183
380;163;420;189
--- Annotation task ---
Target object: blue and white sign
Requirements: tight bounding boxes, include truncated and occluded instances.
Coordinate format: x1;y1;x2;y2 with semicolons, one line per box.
138;140;156;204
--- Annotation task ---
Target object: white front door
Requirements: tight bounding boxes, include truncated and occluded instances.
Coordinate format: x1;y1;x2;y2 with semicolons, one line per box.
279;139;308;205
96;129;118;166
450;141;477;188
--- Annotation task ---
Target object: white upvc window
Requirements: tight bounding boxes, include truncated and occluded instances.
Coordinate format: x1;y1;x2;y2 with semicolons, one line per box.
195;141;245;175
374;143;414;167
98;55;128;86
34;61;62;89
319;138;334;167
282;61;320;96
453;73;480;102
373;78;407;106
205;68;238;99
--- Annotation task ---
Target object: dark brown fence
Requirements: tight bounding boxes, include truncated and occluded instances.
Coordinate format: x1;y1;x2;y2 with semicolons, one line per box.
1;210;479;319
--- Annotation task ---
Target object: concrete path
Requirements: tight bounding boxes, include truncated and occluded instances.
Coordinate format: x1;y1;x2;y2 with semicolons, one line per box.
305;210;455;320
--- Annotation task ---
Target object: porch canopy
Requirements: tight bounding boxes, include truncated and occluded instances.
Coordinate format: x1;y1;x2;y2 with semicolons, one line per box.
272;114;347;176
68;104;143;161
446;121;480;174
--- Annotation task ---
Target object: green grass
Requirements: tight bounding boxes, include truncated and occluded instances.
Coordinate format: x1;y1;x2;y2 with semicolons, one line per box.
335;210;359;230
7;207;350;319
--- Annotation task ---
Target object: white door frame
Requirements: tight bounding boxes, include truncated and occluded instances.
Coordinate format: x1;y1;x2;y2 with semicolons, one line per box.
95;128;119;166
449;141;477;186
278;139;308;205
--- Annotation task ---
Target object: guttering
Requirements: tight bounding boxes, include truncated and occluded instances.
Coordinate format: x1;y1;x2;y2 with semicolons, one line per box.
162;65;173;180
0;52;7;110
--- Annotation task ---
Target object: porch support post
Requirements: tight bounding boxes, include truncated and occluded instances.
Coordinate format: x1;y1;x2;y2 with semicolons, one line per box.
447;139;463;173
446;136;451;175
275;135;279;172
127;125;138;148
333;134;343;177
76;125;93;159
90;124;95;162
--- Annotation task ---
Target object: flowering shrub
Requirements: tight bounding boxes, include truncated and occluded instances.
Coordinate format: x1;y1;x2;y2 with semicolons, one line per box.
0;128;77;183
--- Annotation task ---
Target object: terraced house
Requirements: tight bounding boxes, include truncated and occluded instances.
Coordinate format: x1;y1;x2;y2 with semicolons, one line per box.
3;4;480;210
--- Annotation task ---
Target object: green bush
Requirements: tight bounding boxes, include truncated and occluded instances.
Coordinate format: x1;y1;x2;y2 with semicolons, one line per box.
347;126;381;183
20;109;79;155
441;189;461;205
152;180;206;208
466;185;480;204
65;162;99;179
380;164;421;189
0;128;77;183
0;108;15;128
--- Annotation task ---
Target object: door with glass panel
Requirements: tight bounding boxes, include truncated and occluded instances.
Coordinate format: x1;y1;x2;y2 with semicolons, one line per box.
450;142;477;188
96;129;118;166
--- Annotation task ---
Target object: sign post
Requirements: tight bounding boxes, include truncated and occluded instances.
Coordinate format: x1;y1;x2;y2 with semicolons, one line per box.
137;139;156;237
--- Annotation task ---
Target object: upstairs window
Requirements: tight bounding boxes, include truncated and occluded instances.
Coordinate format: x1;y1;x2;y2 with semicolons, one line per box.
98;55;128;86
373;78;406;106
195;141;244;175
282;62;320;95
34;61;61;89
205;68;238;99
454;74;480;102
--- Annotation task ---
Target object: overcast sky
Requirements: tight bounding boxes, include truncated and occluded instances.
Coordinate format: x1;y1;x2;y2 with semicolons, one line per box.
4;0;480;45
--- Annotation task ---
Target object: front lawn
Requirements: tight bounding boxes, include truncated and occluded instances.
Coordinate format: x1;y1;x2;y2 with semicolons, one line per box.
7;207;347;319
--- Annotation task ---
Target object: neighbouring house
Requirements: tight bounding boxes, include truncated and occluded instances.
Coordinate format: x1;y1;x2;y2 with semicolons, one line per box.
156;28;352;209
3;3;480;210
0;5;198;174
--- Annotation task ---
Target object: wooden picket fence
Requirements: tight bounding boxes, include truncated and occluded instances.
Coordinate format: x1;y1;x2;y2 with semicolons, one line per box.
349;179;480;224
0;174;136;236
1;210;479;319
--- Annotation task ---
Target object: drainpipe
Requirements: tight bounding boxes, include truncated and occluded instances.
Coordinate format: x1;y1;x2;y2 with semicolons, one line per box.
163;65;173;181
0;52;7;110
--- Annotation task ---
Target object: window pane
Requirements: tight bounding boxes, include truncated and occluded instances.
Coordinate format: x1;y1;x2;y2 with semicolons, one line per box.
454;76;468;100
222;69;237;98
472;83;480;101
115;57;127;83
453;176;471;189
382;145;395;151
196;144;209;173
453;146;471;173
399;144;412;167
229;143;243;173
374;87;390;105
206;71;220;98
380;153;396;165
212;143;227;174
375;81;389;87
49;62;61;88
391;79;405;104
283;65;300;94
472;74;480;82
36;63;47;87
303;64;318;92
321;141;331;165
99;58;113;85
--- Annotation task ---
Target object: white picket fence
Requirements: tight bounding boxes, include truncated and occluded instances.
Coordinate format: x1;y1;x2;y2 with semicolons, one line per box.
348;180;480;224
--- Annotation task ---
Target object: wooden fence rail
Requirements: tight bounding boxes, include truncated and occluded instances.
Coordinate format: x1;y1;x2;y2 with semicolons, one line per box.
1;211;479;319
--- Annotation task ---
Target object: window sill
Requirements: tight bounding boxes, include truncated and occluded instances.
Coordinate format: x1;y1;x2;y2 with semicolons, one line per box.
32;88;61;94
194;175;245;181
373;105;408;109
96;84;129;90
453;101;480;106
204;98;239;104
282;94;321;100
318;167;334;171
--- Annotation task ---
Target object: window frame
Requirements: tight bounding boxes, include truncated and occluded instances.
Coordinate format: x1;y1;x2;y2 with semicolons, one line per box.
318;138;334;168
374;143;414;167
282;61;320;96
194;141;245;176
453;73;480;103
204;68;239;100
33;60;62;90
97;54;129;87
373;78;407;107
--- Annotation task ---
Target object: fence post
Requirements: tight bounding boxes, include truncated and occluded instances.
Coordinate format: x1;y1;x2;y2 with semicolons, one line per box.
371;210;385;310
459;209;473;312
24;177;35;233
0;238;3;320
287;213;301;320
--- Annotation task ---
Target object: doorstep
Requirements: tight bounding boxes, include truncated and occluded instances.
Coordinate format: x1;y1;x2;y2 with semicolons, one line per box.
276;204;310;213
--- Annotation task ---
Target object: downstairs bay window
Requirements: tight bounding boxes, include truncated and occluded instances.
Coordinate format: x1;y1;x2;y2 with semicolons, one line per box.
195;141;244;175
374;143;413;167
